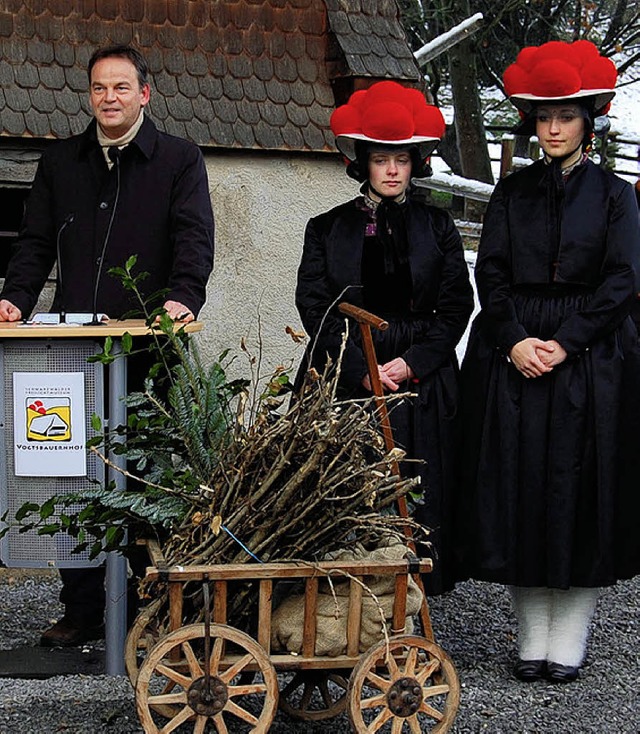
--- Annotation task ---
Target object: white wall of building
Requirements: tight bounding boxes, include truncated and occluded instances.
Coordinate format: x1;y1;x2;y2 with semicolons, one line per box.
197;152;358;385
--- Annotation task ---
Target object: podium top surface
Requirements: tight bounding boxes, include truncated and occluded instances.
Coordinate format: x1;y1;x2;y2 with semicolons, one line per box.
0;318;203;339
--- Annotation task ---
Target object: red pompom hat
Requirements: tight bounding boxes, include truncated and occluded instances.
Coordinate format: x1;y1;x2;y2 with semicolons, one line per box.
330;81;446;161
503;39;617;115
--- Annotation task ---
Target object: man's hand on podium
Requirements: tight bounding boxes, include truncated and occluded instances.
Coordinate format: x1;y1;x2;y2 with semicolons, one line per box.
0;299;22;322
0;298;194;324
160;299;194;323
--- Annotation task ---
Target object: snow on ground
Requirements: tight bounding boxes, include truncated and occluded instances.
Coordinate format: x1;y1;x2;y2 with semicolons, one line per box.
607;75;640;183
457;251;477;360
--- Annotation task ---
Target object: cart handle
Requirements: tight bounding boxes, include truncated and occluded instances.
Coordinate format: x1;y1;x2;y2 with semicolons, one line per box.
338;301;397;465
337;301;435;641
338;303;389;331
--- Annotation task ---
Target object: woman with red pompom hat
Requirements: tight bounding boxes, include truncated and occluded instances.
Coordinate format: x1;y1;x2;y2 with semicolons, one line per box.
295;81;474;594
457;40;640;683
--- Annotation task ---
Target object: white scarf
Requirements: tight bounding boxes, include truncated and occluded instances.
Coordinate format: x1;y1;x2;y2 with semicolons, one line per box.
97;109;145;169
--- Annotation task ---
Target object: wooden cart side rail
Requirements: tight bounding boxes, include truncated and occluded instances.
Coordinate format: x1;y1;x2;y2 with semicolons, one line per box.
144;541;432;659
257;579;272;653
213;651;367;672
392;571;409;634
302;576;319;657
143;557;433;583
346;578;364;657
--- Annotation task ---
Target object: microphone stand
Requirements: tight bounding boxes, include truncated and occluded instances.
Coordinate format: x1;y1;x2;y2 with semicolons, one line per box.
55;213;75;323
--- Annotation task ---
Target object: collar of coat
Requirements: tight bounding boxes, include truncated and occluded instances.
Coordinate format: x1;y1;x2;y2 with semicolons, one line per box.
532;156;589;191
79;115;158;161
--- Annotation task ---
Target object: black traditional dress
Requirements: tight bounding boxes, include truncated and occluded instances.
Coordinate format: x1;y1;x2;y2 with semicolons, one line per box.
296;192;473;593
457;159;640;589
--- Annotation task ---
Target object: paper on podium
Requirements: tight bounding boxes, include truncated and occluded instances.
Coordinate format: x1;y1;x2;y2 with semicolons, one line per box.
26;313;109;325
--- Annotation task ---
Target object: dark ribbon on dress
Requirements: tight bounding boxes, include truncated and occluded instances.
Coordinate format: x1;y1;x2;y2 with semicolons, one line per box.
375;198;409;275
541;149;585;281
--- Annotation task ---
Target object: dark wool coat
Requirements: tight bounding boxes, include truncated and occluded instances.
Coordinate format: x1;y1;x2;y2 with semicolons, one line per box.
1;116;214;319
296;194;474;593
458;159;640;589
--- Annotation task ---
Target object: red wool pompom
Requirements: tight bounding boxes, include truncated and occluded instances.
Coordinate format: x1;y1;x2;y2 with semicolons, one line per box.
581;56;618;90
414;106;446;139
330;80;445;143
529;59;583;98
362;102;414;141
503;64;530;96
504;40;617;105
330;104;362;137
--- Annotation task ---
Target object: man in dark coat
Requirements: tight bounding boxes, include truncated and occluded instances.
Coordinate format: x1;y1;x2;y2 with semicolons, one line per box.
0;45;214;646
0;47;213;324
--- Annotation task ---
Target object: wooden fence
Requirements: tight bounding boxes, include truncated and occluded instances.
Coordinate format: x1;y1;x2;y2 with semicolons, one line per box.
485;127;640;181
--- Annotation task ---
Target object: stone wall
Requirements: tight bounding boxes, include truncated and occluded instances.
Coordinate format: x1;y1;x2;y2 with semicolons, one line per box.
197;151;356;384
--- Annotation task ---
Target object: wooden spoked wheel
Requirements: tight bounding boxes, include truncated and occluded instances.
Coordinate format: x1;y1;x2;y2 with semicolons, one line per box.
136;623;278;734
348;635;460;733
279;670;348;721
126;597;181;720
125;597;168;687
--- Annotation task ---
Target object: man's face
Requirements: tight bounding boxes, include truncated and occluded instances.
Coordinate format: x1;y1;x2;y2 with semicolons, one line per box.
90;57;150;140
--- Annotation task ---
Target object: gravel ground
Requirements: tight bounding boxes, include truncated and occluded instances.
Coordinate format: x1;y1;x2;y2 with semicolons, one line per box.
0;568;638;733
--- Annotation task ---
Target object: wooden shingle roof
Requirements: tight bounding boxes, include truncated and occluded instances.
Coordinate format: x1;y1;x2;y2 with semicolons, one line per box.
0;0;420;153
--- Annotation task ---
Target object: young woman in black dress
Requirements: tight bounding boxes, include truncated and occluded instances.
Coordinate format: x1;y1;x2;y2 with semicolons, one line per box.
296;81;473;594
458;40;640;683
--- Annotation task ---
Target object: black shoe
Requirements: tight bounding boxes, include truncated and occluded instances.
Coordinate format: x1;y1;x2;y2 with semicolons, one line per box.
40;618;105;648
514;659;547;682
546;662;579;683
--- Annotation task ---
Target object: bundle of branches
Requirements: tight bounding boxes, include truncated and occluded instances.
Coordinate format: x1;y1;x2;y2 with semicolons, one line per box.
148;360;424;630
161;367;421;569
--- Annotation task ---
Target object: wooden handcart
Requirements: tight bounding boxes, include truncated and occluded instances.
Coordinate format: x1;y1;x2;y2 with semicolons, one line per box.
125;304;461;732
127;543;459;733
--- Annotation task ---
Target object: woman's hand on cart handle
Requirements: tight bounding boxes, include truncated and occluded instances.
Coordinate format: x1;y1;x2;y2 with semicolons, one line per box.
509;338;554;378
362;359;415;392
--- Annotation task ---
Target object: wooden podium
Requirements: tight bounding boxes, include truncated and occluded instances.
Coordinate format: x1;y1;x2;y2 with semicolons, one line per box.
0;319;201;674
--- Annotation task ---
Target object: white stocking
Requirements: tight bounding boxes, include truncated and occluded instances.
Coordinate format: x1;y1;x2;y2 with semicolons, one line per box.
509;586;552;661
547;587;599;667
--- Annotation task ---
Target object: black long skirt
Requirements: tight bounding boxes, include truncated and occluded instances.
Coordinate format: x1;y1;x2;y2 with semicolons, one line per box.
457;290;640;589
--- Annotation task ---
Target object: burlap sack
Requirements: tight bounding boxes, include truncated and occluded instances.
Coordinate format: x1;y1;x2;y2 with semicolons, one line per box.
271;541;423;656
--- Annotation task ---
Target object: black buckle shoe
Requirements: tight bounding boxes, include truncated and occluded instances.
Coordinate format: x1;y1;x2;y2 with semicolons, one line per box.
514;659;547;682
546;662;579;683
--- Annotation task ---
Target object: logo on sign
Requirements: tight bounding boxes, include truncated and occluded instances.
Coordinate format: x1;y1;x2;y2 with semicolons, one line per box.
26;398;71;442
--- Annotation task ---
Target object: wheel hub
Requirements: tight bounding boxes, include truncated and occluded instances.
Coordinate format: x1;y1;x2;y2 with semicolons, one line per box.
387;676;423;717
187;675;228;716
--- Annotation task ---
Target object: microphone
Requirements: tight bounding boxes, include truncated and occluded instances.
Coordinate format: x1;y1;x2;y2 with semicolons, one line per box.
56;213;75;323
107;145;121;165
86;146;121;325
